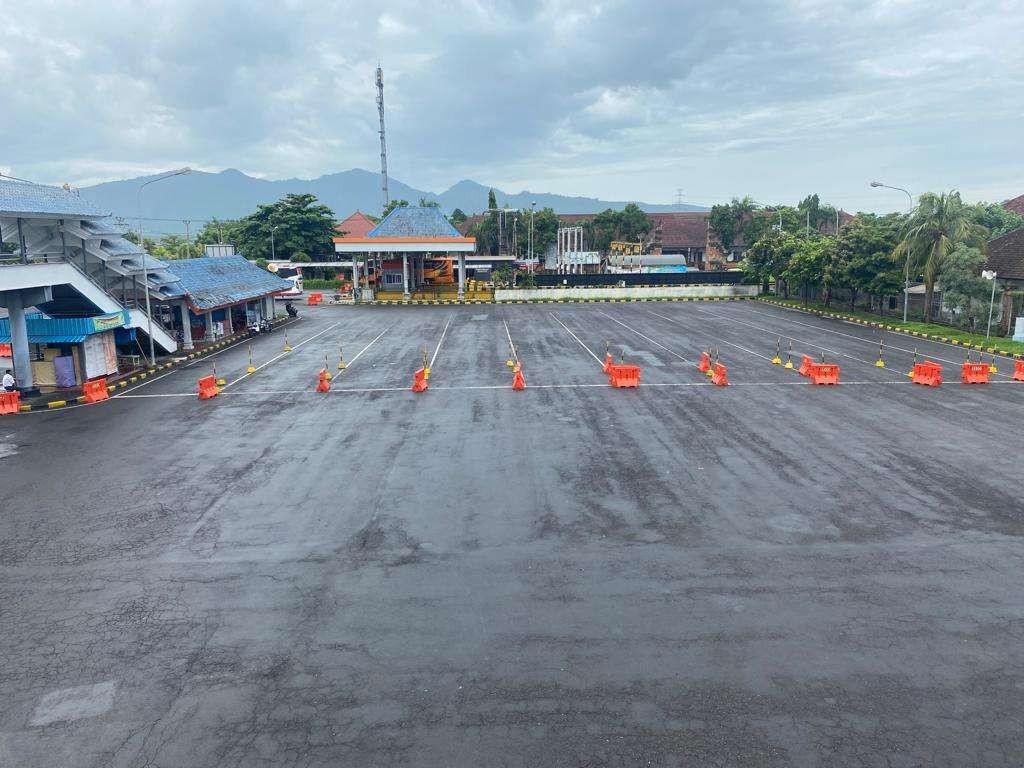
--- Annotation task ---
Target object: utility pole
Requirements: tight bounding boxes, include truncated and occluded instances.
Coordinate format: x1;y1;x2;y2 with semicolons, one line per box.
183;219;191;258
376;65;389;213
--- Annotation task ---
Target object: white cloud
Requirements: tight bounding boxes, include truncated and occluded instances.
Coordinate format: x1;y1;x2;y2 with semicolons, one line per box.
1;0;1022;208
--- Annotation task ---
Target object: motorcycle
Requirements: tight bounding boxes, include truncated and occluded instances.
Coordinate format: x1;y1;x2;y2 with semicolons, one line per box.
285;302;299;318
248;318;274;336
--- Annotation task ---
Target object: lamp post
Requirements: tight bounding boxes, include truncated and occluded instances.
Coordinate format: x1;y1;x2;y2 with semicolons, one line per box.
870;181;914;321
138;168;190;364
528;201;536;264
982;269;998;339
270;225;279;262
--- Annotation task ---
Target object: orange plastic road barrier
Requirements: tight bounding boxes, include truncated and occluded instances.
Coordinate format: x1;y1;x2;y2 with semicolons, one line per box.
1013;360;1024;382
0;390;19;415
82;378;109;403
911;361;942;387
316;369;331;393
698;351;710;373
412;367;428;392
961;362;989;384
512;364;526;390
798;354;814;376
603;352;613;374
608;364;641;388
809;363;840;385
307;292;323;306
197;375;220;399
711;362;729;386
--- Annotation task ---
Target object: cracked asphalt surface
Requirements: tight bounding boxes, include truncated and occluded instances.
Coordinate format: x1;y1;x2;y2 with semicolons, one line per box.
2;301;1023;767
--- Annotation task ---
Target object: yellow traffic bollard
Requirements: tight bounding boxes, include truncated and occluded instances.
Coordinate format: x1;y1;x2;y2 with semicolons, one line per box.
246;344;256;375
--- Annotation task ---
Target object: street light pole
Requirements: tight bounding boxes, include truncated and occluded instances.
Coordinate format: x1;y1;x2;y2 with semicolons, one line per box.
271;225;279;262
870;181;914;321
982;270;998;339
529;201;536;263
138;168;191;364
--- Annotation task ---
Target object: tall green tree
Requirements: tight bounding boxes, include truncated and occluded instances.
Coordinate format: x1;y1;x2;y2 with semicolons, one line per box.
530;207;559;258
939;245;999;329
229;194;336;261
742;228;800;296
709;196;757;253
487;189;497;211
835;214;904;312
894;191;987;323
783;237;831;305
449;208;468;228
381;199;410;219
969;202;1024;239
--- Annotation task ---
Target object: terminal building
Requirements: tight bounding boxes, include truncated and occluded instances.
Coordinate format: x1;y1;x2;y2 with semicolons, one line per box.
0;178;290;393
333;205;476;300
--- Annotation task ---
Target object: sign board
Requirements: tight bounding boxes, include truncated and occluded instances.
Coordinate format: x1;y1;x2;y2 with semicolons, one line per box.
90;312;126;333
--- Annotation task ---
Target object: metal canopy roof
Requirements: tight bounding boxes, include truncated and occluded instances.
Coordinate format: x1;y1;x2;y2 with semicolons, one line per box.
0;179;105;219
166;255;292;310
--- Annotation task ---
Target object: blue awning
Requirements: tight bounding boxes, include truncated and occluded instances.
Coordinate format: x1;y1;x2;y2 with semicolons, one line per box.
0;312;127;344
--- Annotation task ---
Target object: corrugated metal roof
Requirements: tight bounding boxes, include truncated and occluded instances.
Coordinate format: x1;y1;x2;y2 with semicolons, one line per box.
0;179;105;218
0;312;126;344
166;255;292;310
368;206;461;238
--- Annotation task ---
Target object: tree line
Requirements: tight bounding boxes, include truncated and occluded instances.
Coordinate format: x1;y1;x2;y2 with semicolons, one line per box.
739;191;1021;324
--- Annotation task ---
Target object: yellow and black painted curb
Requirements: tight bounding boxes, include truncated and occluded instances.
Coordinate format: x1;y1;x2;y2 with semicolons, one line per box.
9;328;269;413
758;298;1024;360
365;295;756;306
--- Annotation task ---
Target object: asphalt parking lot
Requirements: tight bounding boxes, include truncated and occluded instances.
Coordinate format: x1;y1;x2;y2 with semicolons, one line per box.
3;300;1024;767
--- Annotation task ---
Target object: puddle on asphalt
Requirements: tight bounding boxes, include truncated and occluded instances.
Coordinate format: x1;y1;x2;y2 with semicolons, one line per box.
0;442;17;459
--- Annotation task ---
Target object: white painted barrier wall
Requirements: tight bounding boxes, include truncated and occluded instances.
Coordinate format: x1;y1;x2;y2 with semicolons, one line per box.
495;284;760;301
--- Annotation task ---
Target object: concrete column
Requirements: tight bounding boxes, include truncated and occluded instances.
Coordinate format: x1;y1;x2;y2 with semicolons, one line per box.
458;254;466;301
264;294;274;319
180;302;194;350
352;256;361;303
402;253;410;299
6;291;33;391
205;311;214;340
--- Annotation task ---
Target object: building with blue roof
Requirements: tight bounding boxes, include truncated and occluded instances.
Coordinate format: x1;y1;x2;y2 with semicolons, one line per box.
0;178;294;393
333;205;476;300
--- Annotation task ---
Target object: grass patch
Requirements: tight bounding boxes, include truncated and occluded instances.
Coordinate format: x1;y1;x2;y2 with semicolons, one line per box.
764;297;1024;356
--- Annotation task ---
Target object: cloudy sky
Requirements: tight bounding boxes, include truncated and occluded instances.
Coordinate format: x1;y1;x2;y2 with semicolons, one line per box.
2;0;1022;211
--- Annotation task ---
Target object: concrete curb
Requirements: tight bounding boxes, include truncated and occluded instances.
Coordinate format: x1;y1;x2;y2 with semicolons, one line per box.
360;296;756;306
758;298;1024;360
9;324;290;414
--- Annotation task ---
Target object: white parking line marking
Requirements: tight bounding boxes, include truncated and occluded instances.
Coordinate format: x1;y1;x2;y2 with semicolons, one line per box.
429;313;455;370
503;319;519;363
597;310;694;365
222;320;344;389
648;310;775;363
696;307;892;372
717;303;1020;378
336;325;393;373
549;312;604;366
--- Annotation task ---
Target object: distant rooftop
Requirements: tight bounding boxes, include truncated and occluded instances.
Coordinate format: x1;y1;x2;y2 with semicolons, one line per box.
336;210;376;239
0;178;106;219
368;206;462;238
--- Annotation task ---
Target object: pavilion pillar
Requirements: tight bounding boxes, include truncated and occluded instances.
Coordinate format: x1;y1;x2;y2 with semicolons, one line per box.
179;302;194;350
5;291;34;392
458;254;466;301
204;311;214;341
352;256;361;303
402;253;410;300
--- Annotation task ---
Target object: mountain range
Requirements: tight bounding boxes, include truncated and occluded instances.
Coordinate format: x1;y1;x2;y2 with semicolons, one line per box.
77;168;705;232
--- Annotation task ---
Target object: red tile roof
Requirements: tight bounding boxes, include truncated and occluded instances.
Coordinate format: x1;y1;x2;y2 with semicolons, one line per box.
1003;194;1024;217
984;226;1024;281
335;210;376;238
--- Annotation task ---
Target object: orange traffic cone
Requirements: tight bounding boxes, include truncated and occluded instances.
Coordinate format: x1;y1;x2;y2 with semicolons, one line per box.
512;364;525;390
316;369;330;392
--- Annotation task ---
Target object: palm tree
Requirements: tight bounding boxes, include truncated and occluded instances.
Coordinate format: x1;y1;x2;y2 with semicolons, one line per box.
893;191;986;323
